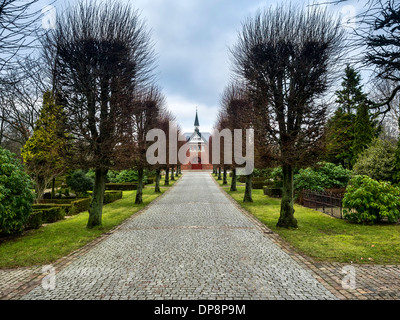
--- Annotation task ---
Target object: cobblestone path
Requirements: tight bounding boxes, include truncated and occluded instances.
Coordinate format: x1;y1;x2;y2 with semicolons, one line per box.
22;172;337;300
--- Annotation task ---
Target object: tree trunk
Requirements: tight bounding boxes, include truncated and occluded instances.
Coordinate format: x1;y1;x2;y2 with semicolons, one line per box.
51;176;56;199
277;164;298;228
223;167;228;185
179;166;182;175
171;166;175;181
218;166;222;180
155;168;161;193
230;168;237;192
243;173;253;202
214;166;218;176
87;168;108;228
135;168;144;204
165;167;170;186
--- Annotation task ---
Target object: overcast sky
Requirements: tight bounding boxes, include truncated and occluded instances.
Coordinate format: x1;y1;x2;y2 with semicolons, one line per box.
44;0;365;133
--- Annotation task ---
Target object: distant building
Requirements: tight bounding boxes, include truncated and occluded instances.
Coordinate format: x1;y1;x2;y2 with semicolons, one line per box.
181;109;213;170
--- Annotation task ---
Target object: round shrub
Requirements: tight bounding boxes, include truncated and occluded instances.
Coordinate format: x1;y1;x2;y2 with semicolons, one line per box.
0;147;35;234
67;170;94;196
353;138;396;182
343;175;400;224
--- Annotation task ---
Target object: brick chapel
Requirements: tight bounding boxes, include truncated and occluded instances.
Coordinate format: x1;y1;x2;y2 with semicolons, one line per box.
181;109;213;171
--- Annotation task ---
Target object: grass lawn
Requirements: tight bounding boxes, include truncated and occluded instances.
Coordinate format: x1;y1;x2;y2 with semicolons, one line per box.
0;179;177;269
215;175;400;265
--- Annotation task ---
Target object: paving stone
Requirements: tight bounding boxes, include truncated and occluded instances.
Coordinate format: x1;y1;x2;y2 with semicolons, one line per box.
20;173;336;300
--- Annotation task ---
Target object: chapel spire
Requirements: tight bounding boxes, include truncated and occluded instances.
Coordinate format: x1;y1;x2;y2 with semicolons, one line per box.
194;108;200;132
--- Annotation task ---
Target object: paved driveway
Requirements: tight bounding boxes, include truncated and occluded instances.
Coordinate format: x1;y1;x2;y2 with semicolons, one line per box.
22;172;336;300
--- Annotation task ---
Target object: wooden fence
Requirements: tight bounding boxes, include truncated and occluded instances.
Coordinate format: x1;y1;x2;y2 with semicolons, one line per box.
302;190;345;219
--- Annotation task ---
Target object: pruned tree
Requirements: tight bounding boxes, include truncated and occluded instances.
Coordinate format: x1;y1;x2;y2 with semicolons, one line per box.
231;3;345;228
0;56;49;155
0;0;43;73
132;85;165;204
361;0;400;111
43;0;156;228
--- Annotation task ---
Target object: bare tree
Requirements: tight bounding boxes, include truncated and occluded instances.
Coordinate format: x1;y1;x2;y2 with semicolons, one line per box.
132;85;165;204
231;3;345;228
43;0;156;228
0;0;44;73
0;56;49;154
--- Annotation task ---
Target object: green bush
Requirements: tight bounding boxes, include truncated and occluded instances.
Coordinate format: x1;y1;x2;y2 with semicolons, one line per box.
271;167;283;188
67;170;94;196
113;170;139;183
253;168;273;178
343;175;400;224
294;162;352;192
0;147;35;235
353;138;396;182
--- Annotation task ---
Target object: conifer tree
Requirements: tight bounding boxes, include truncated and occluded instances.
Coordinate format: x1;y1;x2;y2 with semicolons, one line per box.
325;65;373;167
22;91;69;202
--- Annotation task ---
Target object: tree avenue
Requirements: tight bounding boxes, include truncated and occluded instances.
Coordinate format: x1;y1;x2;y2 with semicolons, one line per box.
43;1;156;228
230;4;345;228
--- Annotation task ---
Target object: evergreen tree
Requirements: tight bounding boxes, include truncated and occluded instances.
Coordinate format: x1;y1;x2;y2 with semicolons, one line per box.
21;91;69;202
352;102;374;163
325;65;373;168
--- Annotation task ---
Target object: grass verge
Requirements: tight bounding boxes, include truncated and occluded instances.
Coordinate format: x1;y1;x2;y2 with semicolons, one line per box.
0;179;177;269
215;175;400;265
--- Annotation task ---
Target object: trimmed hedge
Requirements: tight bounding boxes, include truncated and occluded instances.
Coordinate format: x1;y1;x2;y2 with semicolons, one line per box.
264;187;282;198
103;191;123;205
70;198;91;215
252;182;266;190
33;204;71;215
25;211;43;230
105;183;138;191
238;176;267;183
26;207;65;229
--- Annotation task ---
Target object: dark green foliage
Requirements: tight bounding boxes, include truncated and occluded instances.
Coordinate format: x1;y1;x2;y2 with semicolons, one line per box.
353;138;396;182
325;65;375;168
33;204;71;216
252;181;266;189
30;207;65;224
271;167;283;188
264;187;282;198
343;175;400;224
67;170;94;196
252;168;273;178
103;192;123;205
105;183;138;191
112;170;139;183
25;211;43;230
325;110;356;168
294;162;352;192
70;198;91;215
352;102;375;161
0;147;35;235
393;138;400;184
